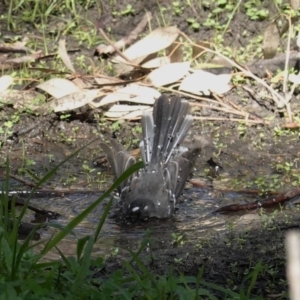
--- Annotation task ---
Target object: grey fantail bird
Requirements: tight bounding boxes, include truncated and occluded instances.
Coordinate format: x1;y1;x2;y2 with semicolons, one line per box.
100;95;200;218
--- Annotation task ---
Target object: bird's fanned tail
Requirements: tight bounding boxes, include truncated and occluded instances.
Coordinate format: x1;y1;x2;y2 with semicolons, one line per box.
100;94;201;218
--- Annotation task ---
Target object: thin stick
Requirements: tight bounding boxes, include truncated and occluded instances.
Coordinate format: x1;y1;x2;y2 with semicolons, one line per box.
193;116;269;124
180;31;285;107
98;28;133;65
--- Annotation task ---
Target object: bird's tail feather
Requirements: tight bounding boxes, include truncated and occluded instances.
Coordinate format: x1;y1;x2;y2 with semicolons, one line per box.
100;139;136;193
142;95;193;166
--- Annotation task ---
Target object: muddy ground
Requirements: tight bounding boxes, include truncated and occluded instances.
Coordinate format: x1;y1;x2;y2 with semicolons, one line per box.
0;0;300;298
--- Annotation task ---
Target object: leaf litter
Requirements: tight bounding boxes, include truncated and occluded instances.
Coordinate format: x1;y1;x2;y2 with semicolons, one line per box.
1;10;298;124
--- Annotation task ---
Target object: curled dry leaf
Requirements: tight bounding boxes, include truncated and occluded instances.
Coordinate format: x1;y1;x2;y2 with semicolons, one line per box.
47;89;99;112
58;39;76;73
94;84;160;107
37;78;81;98
105;104;152;119
0;39;32;53
147;62;190;87
4;51;42;65
113;26;180;64
179;70;232;95
0;75;13;92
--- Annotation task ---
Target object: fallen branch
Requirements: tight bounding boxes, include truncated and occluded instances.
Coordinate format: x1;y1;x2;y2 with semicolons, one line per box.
215;187;300;213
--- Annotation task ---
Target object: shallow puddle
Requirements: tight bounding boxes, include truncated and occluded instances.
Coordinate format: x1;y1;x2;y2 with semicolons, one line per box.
23;185;267;260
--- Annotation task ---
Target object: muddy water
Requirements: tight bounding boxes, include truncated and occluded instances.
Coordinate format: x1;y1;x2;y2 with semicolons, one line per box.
25;185;263;260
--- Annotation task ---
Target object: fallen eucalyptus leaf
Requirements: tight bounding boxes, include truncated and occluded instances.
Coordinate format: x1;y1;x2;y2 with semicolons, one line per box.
105;104;151;119
179;70;232;95
147;62;190;87
47;89;99;112
94;84;160;107
0;75;13;92
113;26;179;64
37;78;81;98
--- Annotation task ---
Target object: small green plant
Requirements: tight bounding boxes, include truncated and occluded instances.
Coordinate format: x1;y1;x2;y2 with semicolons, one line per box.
133;125;142;134
275;162;294;180
60;113;71;120
254;176;271;193
171;232;185;246
121;4;135;15
203;15;222;29
82;160;96;174
244;1;269;20
212;0;235;14
292;173;300;186
187;18;200;30
273;126;288;137
74;28;101;48
110;121;121;131
237;122;247;137
172;1;184;15
112;4;135;16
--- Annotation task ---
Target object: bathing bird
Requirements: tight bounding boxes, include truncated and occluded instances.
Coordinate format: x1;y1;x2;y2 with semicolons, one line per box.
100;94;200;218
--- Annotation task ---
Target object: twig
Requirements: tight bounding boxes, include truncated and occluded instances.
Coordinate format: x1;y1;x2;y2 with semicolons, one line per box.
98;28;133;65
180;30;285;107
97;12;152;60
193;116;269;124
191;102;265;122
215;187;300;213
9;174;38;188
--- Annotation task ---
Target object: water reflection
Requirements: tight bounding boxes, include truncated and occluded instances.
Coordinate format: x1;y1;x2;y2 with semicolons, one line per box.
27;187;261;260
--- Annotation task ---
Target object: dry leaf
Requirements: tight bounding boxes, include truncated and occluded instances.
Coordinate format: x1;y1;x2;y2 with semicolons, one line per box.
96;12;152;55
0;39;31;53
47;89;99;112
0;90;45;109
72;77;87;89
142;57;171;68
263;22;280;59
94;76;124;85
37;78;81;98
166;40;183;63
147;62;190;87
288;73;300;85
0;75;13;92
192;41;210;60
179;70;232;95
113;26;180;64
94;84;160;107
291;0;300;10
105;104;151;119
58;39;76;73
5;51;42;64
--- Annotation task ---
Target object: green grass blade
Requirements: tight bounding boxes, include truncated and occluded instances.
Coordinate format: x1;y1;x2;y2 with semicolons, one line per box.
41;161;143;256
73;236;94;290
17;138;100;223
93;197;113;241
